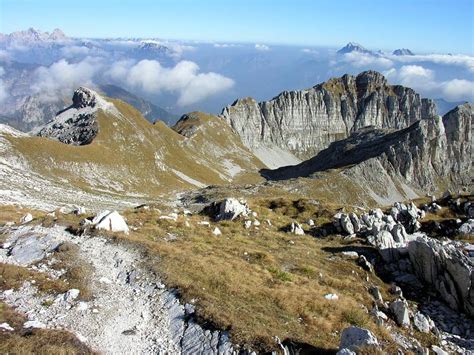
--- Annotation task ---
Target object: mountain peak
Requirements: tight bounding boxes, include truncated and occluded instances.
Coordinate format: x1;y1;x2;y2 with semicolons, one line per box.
337;42;373;55
392;48;415;56
72;87;97;109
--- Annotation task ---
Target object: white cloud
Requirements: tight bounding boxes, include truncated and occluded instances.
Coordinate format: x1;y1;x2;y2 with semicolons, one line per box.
31;57;104;102
301;48;319;55
385;65;474;102
213;43;240;48
60;45;91;57
341;52;394;69
441;79;474;102
390;53;474;73
106;59;234;106
255;44;270;51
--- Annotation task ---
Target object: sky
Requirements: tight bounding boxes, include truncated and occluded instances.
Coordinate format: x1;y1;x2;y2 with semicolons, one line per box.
1;0;473;54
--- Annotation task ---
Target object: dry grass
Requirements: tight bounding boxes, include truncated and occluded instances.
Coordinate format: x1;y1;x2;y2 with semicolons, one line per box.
0;263;69;294
85;198;396;352
0;302;94;355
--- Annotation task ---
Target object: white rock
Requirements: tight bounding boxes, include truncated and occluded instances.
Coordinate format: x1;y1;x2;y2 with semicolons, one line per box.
342;251;359;259
324;293;339;300
73;206;86;215
390;299;410;327
212;227;222;236
93;210;129;234
1;242;12;249
336;349;356;355
340;214;355;235
215;198;250;221
244;220;252;229
20;213;33;224
23;320;46;329
431;345;448;355
0;322;14;331
339;326;379;350
253;220;261;226
197;221;210;226
3;289;14;296
64;288;80;302
307;219;315;226
99;277;112;284
77;302;88;311
290;222;304;235
413;312;431;333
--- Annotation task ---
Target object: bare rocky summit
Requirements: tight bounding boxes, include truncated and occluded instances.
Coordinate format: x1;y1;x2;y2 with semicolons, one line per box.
221;71;436;165
262;103;473;194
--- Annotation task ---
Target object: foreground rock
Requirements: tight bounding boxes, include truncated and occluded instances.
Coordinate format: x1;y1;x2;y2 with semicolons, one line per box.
90;210;130;234
407;236;474;317
338;326;379;352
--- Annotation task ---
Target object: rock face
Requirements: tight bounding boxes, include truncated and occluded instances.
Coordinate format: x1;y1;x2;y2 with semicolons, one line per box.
221;71;437;163
408;236;474;317
262;104;472;193
37;87;100;145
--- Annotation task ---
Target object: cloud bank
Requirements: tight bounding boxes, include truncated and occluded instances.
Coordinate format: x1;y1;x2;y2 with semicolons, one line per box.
106;59;234;106
385;65;474;102
29;57;234;106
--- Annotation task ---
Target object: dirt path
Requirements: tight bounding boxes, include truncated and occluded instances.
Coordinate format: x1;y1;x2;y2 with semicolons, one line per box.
0;225;208;354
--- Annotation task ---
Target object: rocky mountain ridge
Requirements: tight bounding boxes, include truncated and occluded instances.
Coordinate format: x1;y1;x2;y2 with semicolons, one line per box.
263;103;472;196
221;71;437;166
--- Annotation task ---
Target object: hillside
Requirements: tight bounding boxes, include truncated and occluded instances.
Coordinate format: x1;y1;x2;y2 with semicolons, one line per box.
0;88;264;210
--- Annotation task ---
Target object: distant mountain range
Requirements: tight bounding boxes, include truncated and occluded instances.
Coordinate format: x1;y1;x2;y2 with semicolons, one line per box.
338;42;415;56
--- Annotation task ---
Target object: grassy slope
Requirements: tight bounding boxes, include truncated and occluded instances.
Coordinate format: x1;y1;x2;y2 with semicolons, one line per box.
4;99;264;204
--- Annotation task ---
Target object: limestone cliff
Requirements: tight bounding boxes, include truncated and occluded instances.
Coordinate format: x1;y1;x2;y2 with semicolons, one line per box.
221;71;437;165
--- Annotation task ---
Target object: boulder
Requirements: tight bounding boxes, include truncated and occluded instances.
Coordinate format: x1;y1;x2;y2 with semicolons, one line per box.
390;299;410;327
289;222;304;235
9;234;62;265
212;227;222;236
20;213;33;224
93;210;129;234
349;213;361;233
340;214;355;235
212;198;250;221
413;312;431;333
339;326;379;351
458;219;473;235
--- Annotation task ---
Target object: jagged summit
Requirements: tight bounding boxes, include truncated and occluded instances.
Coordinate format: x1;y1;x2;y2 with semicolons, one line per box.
261;103;473;201
221;70;437;166
72;87;97;109
36;87;115;145
1;27;68;43
393;48;415;56
337;42;373;55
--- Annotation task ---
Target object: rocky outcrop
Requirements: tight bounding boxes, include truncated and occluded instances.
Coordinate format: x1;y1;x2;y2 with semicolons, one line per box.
221;71;437;163
262;103;472;193
37;87;100;145
408;236;474;317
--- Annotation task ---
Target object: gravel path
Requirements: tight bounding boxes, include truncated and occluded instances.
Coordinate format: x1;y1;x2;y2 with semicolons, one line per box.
0;225;183;354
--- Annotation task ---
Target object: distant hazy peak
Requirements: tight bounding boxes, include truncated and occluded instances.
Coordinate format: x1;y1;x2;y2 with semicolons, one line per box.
392;48;415;56
0;27;68;43
337;42;373;55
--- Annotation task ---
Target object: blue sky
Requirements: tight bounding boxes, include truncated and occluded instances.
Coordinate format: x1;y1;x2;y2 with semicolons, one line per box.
1;0;473;54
